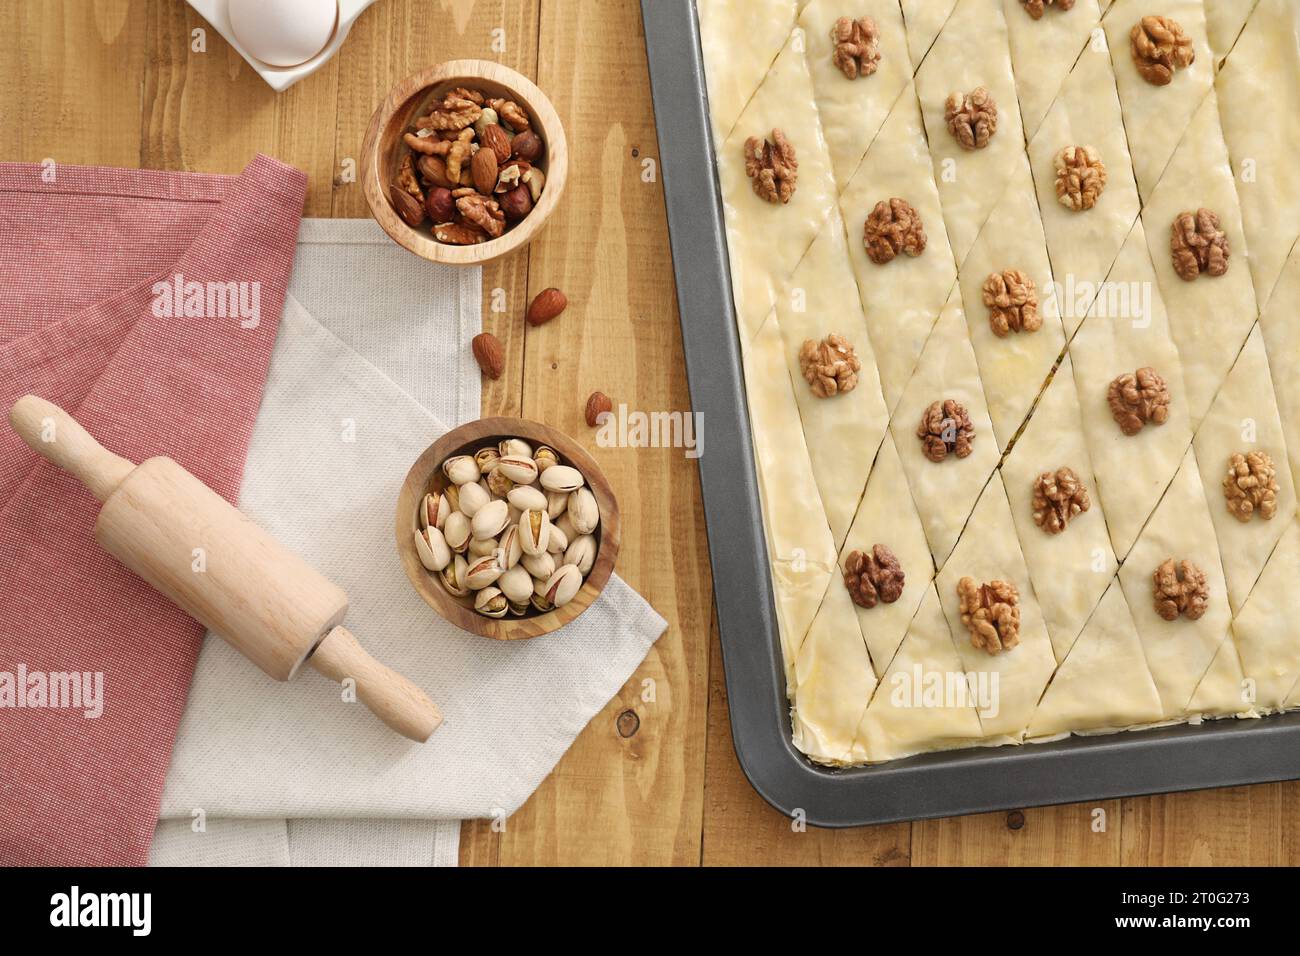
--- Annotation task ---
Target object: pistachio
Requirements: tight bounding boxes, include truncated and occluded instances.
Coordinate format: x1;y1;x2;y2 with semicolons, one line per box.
422;491;451;531
498;564;534;604
475;586;509;618
530;590;554;613
498;525;523;568
544;564;583;608
540;464;584;493
534;445;559;473
475;447;501;474
443;511;472;552
440;554;469;597
443;454;479;485
508;600;529;616
546;490;569;520
472;499;510;540
522;550;556;581
507;485;548;512
466;553;505;590
458;481;490;517
499;438;532;458
568;487;600;534
553;511;578;544
498;454;540;485
520;508;552;556
414;526;452;572
468;535;498;558
486;467;515;498
565;534;597;575
546;522;568;555
443;483;461;514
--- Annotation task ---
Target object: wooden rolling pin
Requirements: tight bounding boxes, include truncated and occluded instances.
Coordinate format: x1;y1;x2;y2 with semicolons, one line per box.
8;395;442;742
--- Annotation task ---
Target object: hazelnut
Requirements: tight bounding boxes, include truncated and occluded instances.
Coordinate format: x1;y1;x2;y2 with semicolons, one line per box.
512;130;543;162
425;187;455;223
500;184;533;222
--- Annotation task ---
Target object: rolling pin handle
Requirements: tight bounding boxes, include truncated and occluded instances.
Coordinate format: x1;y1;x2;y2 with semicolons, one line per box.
8;395;136;502
309;626;443;742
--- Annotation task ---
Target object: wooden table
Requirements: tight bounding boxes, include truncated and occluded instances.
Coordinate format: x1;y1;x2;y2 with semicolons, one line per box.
5;0;1294;866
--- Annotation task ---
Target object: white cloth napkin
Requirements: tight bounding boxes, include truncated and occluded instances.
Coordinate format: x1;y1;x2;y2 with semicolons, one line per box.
150;221;667;864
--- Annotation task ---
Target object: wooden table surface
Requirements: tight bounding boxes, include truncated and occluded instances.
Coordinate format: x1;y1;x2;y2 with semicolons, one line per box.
6;0;1295;866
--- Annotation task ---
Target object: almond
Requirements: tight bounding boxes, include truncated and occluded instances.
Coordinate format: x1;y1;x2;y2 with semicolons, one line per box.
390;185;426;228
526;287;567;326
471;332;505;380
585;391;612;427
481;124;512;165
471;148;499;195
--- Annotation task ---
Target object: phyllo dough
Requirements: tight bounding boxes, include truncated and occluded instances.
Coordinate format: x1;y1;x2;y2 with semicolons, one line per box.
899;0;961;74
1002;0;1101;141
697;0;798;146
1259;244;1300;496
717;31;839;339
936;477;1058;741
1231;518;1300;713
1068;220;1193;560
838;433;934;676
1191;324;1297;613
799;0;913;186
852;583;987;762
1027;578;1164;739
889;284;1001;566
1205;0;1262;66
1000;355;1117;663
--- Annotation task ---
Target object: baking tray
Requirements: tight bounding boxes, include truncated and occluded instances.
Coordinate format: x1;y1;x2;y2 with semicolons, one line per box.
641;0;1300;827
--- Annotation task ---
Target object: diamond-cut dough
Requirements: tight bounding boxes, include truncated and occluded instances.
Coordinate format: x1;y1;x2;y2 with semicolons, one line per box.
1003;0;1101;140
1117;446;1239;719
1068;219;1193;560
1001;355;1117;662
1139;88;1258;428
899;0;959;72
916;0;1025;267
838;84;957;410
1215;0;1300;310
956;155;1066;448
1205;0;1261;64
936;477;1058;740
851;584;986;762
1027;578;1164;739
1027;31;1142;334
1191;324;1297;613
1186;635;1250;718
838;433;934;676
718;31;839;339
1105;0;1214;200
1259;244;1300;496
1231;518;1300;713
791;574;879;765
697;0;798;146
774;212;890;546
889;284;1001;566
740;312;838;686
800;0;912;187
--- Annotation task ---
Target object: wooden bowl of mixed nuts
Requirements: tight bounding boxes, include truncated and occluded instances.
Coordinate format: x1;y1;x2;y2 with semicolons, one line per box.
361;59;567;266
396;417;619;640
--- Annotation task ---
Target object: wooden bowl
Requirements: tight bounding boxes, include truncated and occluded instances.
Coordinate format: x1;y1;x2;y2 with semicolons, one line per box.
396;417;619;640
361;60;568;266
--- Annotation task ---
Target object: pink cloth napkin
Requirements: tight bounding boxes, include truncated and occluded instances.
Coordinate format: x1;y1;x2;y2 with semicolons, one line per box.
0;155;307;865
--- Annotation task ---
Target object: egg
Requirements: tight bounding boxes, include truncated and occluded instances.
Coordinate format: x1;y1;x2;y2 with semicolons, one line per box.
228;0;338;68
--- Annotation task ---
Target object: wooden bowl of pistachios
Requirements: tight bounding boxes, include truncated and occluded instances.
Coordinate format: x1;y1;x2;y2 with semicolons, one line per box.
396;417;619;640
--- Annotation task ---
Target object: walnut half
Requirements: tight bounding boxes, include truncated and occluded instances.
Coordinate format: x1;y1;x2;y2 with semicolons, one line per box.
864;197;926;264
1107;367;1170;436
843;545;905;609
744;129;798;204
831;16;881;80
1130;16;1195;86
799;334;861;399
1223;451;1279;522
945;87;998;151
917;399;975;463
1032;466;1091;535
1170;208;1229;281
1021;0;1075;19
958;577;1021;655
1152;558;1209;622
1054;145;1107;211
982;269;1041;337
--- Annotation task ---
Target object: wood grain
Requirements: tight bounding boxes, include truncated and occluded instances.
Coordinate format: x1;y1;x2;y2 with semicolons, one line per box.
4;0;1284;867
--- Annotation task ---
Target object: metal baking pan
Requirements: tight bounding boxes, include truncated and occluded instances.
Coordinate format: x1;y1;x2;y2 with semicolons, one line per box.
641;0;1300;827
